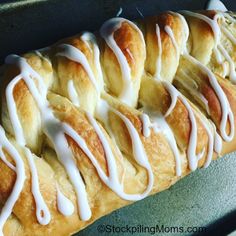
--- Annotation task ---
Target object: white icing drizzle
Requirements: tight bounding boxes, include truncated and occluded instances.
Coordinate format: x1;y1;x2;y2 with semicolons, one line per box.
208;46;225;69
100;17;145;105
5;55;91;222
95;99;126;173
108;107;154;194
221;24;236;45
80;32;104;91
168;11;190;54
85;112;125;190
169;11;234;142
175;74;211;115
4;52;157;229
67;80;80;107
213;47;224;66
44;122;91;221
62;110;154;200
94;100;154;199
206;0;228;12
182;10;236;84
1;9;234;234
140;111;182;176
94;98;126;170
182;11;222;44
154;12;186;80
219;27;236;81
34;50;51;66
164;25;179;56
182;10;224;67
0;126;26;235
56;184;74;216
168;60;214;167
163;81;205;171
65;32;104;108
164;82;178;117
154;12;189;80
0;148;16;171
140;113;152;138
24;148;51;225
56;44;100;93
194;113;214;168
5;74;27;146
222;12;236;24
155;24;162;79
184;53;234;142
210;121;223;154
218;44;236;82
57;39;152;197
152;11;230;171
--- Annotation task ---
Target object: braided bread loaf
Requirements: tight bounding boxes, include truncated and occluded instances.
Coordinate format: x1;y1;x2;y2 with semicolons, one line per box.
0;7;236;236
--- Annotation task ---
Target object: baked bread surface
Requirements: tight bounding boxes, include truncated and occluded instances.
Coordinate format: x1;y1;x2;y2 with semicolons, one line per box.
0;8;236;236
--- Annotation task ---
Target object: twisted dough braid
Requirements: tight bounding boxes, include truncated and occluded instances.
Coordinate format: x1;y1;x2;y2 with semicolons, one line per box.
0;10;236;236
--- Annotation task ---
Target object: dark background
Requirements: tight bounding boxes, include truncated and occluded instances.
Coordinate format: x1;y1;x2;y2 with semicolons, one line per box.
1;1;236;235
0;0;235;64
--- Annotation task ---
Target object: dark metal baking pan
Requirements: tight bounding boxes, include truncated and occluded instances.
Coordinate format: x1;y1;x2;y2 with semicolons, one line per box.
0;1;236;235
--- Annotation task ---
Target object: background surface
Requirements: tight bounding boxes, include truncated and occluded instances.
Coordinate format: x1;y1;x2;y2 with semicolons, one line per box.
1;0;236;235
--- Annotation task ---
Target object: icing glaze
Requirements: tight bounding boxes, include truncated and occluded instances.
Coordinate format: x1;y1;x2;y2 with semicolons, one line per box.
24;148;51;225
140;110;182;176
4;52;156;230
67;80;80;107
182;10;236;84
80;32;104;91
56;184;74;216
0;127;26;235
164;25;179;56
163;81;205;171
184;54;234;142
206;0;228;12
94;100;154;199
5;55;91;221
155;23;162;79
56;44;100;93
1;9;235;235
100;17;145;105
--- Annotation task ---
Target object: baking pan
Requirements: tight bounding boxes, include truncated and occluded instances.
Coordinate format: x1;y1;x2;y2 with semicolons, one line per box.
1;0;236;235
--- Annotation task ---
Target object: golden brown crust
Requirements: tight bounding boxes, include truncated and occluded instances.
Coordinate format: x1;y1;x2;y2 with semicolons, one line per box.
174;56;236;155
1;53;52;154
184;10;236;79
0;93;186;236
51;34;102;114
142;12;186;82
139;76;210;167
184;11;216;65
100;19;146;107
1;10;236;236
